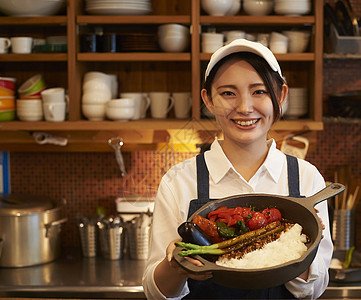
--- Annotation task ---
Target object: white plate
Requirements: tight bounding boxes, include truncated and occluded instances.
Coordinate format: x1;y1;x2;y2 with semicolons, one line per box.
86;6;151;15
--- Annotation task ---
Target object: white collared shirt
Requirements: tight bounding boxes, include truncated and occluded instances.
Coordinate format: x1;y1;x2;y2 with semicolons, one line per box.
143;139;333;299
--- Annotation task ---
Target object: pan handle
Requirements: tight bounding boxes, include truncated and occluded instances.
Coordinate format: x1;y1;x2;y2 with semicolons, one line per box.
302;183;345;209
173;246;217;274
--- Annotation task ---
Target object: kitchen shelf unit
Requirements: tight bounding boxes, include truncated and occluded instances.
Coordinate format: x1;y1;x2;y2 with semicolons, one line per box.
0;0;324;152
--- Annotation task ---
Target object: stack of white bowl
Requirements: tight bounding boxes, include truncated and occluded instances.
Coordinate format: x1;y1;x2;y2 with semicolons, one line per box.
106;99;135;121
269;32;289;53
158;24;190;53
201;32;224;53
243;0;274;16
82;72;114;121
284;88;308;119
283;30;310;53
274;0;311;16
16;99;43;121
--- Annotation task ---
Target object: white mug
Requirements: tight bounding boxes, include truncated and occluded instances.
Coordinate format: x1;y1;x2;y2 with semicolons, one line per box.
11;37;33;54
173;92;192;119
43;102;67;122
41;87;68;103
120;92;150;120
149;92;174;119
0;38;11;54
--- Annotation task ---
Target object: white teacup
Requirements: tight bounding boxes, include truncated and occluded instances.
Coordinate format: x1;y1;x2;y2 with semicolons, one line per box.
0;38;11;54
149;92;174;119
43;102;67;122
41;87;68;103
173;92;192;119
120;92;150;120
11;37;33;54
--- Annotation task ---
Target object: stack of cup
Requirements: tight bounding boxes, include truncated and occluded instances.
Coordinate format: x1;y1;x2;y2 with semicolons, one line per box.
41;87;68;122
82;71;113;121
0;77;16;121
16;74;46;121
119;93;150;120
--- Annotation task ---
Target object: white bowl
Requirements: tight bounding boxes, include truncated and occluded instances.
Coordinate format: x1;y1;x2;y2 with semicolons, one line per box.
283;30;310;53
158;35;189;52
274;0;311;16
226;0;241;15
106;106;135;121
0;0;65;16
107;98;135;108
82;79;112;93
82;104;106;121
82;90;112;104
158;24;190;37
243;0;274;16
201;0;234;16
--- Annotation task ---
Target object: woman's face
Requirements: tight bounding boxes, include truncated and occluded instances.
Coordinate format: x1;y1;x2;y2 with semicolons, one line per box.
202;58;283;147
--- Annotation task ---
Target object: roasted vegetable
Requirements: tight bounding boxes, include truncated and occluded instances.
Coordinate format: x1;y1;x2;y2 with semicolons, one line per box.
193;214;222;243
176;221;284;256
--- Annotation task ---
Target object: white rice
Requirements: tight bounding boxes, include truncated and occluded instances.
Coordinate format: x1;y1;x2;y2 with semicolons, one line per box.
216;223;308;269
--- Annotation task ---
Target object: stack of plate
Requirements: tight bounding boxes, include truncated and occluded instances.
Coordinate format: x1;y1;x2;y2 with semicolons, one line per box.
85;0;152;15
284;88;308;119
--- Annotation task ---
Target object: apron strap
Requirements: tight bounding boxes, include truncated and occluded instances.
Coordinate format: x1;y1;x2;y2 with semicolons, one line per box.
286;154;301;197
196;153;210;201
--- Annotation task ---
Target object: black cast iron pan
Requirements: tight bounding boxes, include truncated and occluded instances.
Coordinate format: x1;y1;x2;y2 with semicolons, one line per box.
174;183;345;289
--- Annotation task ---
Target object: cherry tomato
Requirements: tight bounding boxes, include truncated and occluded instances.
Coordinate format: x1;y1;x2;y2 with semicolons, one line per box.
247;212;267;231
262;208;282;223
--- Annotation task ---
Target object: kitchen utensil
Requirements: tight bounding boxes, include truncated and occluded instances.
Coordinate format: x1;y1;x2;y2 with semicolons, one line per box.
0;194;67;267
332;209;355;250
127;212;152;260
174;183;345;289
108;137;127;177
78;215;97;257
98;215;124;260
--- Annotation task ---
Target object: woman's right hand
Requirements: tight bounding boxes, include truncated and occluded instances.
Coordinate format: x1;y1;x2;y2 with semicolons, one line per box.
166;240;213;281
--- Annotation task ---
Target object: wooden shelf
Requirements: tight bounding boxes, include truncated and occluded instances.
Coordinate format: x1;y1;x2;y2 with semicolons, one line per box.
0;53;67;62
200;15;315;25
77;52;191;61
200;52;315;61
0;120;323;131
77;15;191;24
0;16;67;25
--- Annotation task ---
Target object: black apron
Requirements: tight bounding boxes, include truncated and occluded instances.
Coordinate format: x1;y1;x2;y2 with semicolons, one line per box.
183;153;302;299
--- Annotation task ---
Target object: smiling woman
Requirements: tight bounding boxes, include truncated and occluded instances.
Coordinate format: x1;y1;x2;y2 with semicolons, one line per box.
142;39;333;300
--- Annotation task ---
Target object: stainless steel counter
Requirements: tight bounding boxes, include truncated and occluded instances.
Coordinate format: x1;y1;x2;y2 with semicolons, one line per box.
0;253;360;299
0;253;146;299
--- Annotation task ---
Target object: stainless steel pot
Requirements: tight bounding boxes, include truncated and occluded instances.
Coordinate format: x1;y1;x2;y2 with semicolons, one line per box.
0;194;67;267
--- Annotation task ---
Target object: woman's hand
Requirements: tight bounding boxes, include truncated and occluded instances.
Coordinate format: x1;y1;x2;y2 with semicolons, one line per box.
167;239;213;281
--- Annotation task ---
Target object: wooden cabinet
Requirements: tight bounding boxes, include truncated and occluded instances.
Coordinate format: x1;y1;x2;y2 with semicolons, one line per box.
0;0;324;151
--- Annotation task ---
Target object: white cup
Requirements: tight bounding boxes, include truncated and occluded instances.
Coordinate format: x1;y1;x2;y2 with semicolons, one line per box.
173;92;192;119
41;87;68;103
0;38;11;54
149;92;174;119
120;92;150;120
43;102;67;122
11;37;33;54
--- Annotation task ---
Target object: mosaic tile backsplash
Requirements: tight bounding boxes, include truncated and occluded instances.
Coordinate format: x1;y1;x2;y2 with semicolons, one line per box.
9;122;361;253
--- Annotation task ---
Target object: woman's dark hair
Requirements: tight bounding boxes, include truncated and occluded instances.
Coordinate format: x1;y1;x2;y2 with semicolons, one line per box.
203;52;286;122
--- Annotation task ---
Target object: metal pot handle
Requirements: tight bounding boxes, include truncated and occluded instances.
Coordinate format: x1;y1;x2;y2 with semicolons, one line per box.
45;217;68;237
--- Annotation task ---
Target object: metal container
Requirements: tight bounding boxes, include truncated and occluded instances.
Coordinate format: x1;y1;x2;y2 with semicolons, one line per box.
332;209;356;250
97;216;124;260
79;222;97;258
0;194;67;267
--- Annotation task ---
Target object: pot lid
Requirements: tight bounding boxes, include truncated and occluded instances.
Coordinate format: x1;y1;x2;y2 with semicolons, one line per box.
0;194;55;215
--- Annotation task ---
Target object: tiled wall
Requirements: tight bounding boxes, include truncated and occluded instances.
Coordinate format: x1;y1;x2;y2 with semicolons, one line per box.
8;1;361;254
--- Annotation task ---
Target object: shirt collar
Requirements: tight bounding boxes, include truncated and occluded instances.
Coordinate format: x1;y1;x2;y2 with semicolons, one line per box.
204;139;285;184
204;139;232;184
